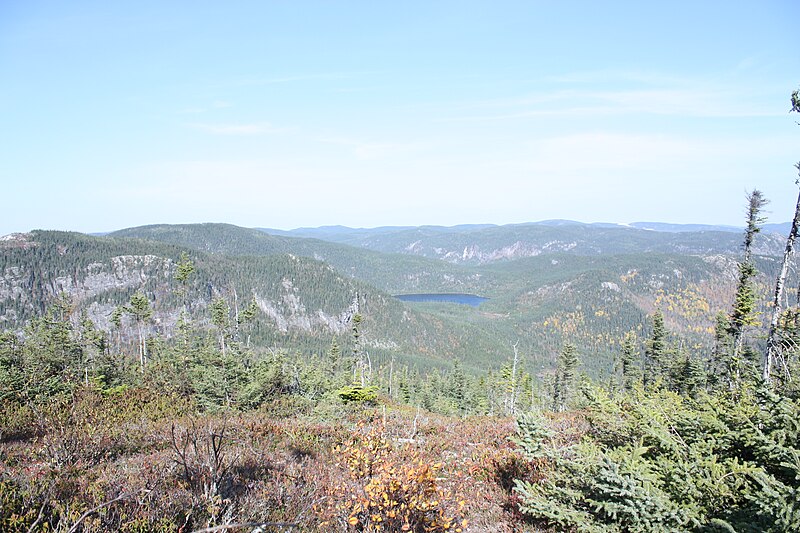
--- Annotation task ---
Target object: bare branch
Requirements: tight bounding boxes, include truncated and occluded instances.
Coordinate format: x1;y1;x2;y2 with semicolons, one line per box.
67;493;130;533
190;521;298;533
26;503;46;533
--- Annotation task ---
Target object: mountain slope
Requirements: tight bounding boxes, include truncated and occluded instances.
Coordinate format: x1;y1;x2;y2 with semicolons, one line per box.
110;223;484;295
0;230;511;370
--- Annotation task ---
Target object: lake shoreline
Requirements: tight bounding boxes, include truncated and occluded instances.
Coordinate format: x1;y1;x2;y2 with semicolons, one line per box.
394;293;489;307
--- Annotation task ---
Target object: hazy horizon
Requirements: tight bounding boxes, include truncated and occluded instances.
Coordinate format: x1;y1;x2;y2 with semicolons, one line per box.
4;217;794;239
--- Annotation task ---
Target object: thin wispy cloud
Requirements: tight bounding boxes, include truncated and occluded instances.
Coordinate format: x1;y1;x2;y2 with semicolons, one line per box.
177;101;233;115
440;69;783;121
543;69;695;86
321;137;431;160
208;72;352;89
188;121;284;135
524;132;700;173
593;88;777;118
443;88;779;121
178;107;206;115
517;132;796;179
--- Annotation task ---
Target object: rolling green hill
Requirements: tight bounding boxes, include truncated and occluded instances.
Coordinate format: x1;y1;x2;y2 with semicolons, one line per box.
0;230;511;372
109;223;482;295
2;223;792;379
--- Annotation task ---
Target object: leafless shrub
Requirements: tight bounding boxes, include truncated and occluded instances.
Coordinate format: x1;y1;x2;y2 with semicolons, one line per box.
171;418;240;508
37;405;102;470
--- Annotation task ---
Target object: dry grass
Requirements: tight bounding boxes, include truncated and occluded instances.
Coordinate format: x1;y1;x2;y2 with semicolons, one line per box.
0;388;544;532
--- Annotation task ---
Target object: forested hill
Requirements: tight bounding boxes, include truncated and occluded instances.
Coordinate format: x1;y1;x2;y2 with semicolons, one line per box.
257;221;786;264
1;223;790;377
109;223;481;295
111;223;345;257
0;230;514;370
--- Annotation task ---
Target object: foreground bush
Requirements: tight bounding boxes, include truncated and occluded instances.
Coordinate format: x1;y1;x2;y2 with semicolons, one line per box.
512;385;800;532
327;423;468;532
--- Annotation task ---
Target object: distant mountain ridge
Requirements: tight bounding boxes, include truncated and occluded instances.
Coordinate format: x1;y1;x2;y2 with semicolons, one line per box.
629;221;792;234
257;220;787;265
259;219;792;239
629;222;742;233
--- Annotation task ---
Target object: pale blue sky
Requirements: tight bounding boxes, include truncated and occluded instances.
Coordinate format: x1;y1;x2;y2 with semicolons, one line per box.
1;1;798;235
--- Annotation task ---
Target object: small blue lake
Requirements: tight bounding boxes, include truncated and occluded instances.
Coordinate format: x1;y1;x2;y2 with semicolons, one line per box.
394;293;489;307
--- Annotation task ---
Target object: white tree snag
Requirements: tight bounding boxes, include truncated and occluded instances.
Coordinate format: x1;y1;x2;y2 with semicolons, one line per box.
764;170;800;384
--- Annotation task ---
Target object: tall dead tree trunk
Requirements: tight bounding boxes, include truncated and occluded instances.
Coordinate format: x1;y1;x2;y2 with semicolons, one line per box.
764;169;800;384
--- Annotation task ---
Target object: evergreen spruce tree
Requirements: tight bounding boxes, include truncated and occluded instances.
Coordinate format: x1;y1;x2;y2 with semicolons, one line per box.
672;351;706;397
710;311;733;389
24;294;83;398
210;297;231;357
110;305;124;354
727;190;767;382
174;251;195;312
420;369;439;412
449;358;467;415
519;372;534;412
78;309;105;385
552;343;579;412
0;332;24;403
398;367;411;404
125;291;153;371
644;310;667;386
237;298;258;348
619;330;641;391
327;337;342;379
175;311;192;352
